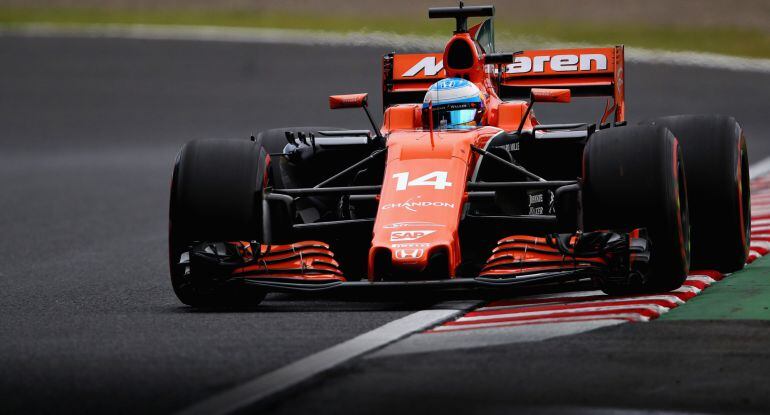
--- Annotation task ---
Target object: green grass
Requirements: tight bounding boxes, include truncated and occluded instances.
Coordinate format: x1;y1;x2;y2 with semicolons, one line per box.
1;7;769;59
660;255;770;320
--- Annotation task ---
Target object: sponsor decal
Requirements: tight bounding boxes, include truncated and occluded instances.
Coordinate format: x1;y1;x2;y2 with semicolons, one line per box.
402;56;444;77
391;243;431;248
506;54;608;74
527;190;556;215
402;53;608;77
383;221;444;229
499;142;519;152
395;249;425;259
392;171;452;191
390;230;436;242
381;197;455;213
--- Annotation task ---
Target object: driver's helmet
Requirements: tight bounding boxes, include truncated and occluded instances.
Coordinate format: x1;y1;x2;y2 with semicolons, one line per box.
422;78;485;130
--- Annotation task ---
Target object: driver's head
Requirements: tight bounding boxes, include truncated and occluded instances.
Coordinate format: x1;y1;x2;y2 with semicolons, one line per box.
422;78;484;130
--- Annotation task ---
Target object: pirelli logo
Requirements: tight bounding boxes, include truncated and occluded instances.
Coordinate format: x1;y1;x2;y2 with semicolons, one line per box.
401;53;609;77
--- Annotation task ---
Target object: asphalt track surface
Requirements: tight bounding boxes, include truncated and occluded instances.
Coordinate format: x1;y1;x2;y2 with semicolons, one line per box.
2;36;770;415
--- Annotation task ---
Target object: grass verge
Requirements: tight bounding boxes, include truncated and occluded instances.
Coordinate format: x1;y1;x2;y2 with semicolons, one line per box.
660;256;770;320
1;7;769;59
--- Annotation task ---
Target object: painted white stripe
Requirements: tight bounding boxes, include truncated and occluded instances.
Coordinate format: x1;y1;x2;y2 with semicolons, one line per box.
751;240;770;251
673;285;701;294
177;301;480;415
487;290;605;303
4;23;770;73
434;315;649;331
751;156;770;179
685;275;716;284
476;294;684;312
457;304;667;323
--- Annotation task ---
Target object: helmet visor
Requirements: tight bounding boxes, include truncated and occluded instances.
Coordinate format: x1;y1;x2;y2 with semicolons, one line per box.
442;109;477;126
425;102;481;129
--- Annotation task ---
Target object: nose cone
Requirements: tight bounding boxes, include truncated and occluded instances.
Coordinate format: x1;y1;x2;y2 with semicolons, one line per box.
368;129;481;281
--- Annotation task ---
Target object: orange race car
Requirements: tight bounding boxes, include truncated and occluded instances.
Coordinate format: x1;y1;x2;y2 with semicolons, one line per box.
168;3;751;307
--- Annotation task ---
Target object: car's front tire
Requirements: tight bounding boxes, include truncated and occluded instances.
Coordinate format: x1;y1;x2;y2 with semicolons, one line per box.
168;138;269;307
583;125;691;294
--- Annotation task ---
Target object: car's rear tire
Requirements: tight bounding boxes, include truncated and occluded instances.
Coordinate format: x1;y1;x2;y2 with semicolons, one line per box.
169;138;269;307
643;115;750;272
584;125;691;294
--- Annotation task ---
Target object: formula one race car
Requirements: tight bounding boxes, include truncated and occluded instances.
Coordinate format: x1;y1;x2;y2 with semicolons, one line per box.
168;3;751;306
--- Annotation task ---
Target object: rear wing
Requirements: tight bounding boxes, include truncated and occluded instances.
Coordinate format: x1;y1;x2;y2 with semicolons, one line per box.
382;45;625;123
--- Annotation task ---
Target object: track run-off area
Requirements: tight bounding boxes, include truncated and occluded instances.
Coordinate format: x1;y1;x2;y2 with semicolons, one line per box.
2;27;770;415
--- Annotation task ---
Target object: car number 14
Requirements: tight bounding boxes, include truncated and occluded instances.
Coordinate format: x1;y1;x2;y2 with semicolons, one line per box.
392;171;453;191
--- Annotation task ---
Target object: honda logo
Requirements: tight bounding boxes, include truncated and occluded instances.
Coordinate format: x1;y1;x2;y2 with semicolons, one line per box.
395;249;424;259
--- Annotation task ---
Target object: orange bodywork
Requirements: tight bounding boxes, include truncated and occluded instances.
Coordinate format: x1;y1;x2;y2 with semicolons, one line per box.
234;27;628;283
368;127;500;280
329;93;368;109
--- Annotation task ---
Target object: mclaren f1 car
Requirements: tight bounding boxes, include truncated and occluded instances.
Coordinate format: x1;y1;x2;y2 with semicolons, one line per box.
168;3;751;306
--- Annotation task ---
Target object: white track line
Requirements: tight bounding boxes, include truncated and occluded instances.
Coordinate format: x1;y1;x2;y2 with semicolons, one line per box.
4;23;770;74
176;300;480;415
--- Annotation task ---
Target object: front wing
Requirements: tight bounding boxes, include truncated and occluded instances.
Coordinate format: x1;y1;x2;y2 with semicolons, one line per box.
181;234;629;293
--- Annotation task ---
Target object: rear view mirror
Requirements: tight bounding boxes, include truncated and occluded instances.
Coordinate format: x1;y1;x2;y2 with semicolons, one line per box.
531;88;571;103
329;93;368;109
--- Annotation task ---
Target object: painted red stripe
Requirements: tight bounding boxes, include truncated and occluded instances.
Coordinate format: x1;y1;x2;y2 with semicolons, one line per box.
748;252;761;263
689;270;724;281
681;279;710;290
428;317;638;333
483;290;702;309
465;298;679;317
484;294;607;309
445;307;662;326
753;245;770;255
482;275;717;311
